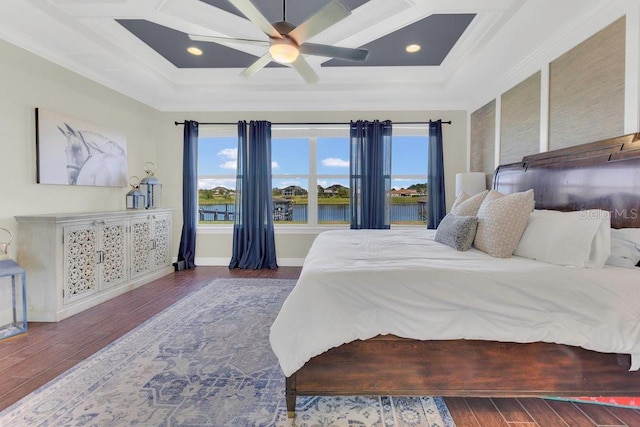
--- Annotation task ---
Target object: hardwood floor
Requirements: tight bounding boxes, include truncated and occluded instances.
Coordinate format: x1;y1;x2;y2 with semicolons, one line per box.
1;266;639;426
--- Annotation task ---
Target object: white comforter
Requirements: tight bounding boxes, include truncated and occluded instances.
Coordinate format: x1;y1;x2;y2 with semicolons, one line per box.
269;229;640;377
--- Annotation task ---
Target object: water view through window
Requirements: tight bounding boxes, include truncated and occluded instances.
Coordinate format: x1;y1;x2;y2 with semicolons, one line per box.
197;132;428;226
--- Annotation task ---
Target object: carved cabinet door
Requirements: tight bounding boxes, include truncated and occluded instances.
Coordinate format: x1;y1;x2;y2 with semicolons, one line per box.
96;220;128;290
130;217;153;278
151;214;171;269
63;220;129;303
63;223;98;303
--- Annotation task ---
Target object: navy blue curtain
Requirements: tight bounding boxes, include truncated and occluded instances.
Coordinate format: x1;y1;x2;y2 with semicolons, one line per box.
177;120;198;269
427;120;446;229
349;120;392;229
229;120;278;270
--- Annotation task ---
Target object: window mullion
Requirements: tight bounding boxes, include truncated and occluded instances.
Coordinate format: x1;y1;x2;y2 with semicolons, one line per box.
308;137;318;226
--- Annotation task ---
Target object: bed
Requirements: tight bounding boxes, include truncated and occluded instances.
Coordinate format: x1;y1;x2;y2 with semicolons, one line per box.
270;133;640;418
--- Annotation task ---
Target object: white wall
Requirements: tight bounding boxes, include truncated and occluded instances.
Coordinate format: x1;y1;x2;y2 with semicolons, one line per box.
0;38;163;260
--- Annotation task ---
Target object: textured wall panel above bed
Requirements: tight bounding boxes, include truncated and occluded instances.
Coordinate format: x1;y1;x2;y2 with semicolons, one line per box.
470;99;495;189
549;16;625;150
500;72;541;164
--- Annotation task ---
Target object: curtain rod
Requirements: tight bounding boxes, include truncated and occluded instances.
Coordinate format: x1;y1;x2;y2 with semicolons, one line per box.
174;120;452;126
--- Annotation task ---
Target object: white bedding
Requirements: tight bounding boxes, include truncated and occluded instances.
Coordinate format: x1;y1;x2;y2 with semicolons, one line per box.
269;229;640;377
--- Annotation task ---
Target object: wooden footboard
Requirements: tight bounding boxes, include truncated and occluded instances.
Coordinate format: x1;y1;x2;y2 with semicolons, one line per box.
285;336;640;417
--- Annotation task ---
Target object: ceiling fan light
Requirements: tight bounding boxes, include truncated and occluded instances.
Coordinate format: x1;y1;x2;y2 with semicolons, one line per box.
269;40;299;64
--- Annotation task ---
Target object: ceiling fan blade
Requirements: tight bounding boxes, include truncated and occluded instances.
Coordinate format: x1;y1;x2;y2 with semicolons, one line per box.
299;43;368;61
240;52;272;77
228;0;282;39
188;34;269;45
289;0;351;44
291;55;319;83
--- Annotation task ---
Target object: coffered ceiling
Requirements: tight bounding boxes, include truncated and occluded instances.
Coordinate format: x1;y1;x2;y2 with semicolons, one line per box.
0;0;614;112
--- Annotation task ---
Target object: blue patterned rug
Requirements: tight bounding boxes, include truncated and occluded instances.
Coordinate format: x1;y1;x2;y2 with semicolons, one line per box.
0;278;455;426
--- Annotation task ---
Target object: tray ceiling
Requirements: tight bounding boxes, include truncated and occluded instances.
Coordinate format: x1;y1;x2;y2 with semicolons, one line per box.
0;0;612;112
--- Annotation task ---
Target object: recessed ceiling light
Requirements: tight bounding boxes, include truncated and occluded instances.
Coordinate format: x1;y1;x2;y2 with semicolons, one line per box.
405;44;421;53
187;46;203;56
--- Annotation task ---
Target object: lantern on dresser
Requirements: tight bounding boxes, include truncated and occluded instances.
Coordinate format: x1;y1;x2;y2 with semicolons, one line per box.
139;161;162;209
126;176;145;210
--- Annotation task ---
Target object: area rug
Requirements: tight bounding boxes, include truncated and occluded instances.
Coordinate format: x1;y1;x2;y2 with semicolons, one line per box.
0;278;455;426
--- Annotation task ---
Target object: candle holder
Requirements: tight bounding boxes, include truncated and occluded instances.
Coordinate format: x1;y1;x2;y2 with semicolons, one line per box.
139;162;162;209
126;176;146;210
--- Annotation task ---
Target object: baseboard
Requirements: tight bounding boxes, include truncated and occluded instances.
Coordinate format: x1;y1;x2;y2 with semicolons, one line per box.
195;257;305;267
276;258;305;267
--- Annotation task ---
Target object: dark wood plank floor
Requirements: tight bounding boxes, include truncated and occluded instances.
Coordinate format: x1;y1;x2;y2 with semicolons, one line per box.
1;266;639;426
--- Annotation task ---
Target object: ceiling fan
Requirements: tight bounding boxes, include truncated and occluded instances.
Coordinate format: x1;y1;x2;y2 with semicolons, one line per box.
189;0;369;83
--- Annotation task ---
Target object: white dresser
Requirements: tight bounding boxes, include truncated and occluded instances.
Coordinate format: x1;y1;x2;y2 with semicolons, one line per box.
15;209;173;321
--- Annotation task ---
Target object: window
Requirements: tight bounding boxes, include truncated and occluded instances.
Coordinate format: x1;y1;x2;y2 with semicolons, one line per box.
391;135;428;225
197;126;428;227
317;137;350;224
197;136;237;224
272;137;309;224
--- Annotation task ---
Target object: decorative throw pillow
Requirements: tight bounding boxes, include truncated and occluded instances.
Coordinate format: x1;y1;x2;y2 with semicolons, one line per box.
435;214;478;251
451;190;489;216
451;192;469;210
473;189;535;258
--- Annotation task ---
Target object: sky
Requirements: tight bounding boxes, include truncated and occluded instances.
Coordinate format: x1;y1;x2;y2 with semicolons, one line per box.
198;135;428;190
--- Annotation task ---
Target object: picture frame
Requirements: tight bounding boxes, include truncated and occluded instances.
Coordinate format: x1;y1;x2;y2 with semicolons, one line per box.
35;108;128;187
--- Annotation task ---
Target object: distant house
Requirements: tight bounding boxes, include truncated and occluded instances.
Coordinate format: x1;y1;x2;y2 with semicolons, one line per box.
391;189;418;197
323;184;348;197
282;188;295;197
210;186;235;196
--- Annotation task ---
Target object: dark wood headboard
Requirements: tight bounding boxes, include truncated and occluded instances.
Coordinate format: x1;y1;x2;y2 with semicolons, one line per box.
493;133;640;228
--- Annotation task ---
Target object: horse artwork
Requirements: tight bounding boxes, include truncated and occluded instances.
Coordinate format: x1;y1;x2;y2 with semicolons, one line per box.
36;109;128;187
57;123;127;186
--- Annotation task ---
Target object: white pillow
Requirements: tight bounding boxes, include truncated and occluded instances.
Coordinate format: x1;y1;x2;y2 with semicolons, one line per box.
513;209;611;268
611;227;640;244
606;228;640;268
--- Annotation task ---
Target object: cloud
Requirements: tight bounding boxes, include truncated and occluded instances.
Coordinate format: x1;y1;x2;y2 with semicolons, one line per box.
276;179;303;188
272;161;279;169
322;158;349;167
218;148;237;160
219;161;237;170
198;178;236;189
215;147;238;170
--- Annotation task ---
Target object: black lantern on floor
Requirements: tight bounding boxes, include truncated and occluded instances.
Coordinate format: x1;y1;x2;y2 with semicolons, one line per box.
126;176;145;210
139;162;162;209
